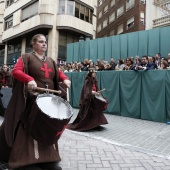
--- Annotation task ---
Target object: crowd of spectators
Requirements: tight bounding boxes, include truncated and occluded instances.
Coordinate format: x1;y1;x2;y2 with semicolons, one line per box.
59;53;170;72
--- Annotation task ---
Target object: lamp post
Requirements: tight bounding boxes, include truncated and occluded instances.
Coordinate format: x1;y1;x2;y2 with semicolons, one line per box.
79;36;84;42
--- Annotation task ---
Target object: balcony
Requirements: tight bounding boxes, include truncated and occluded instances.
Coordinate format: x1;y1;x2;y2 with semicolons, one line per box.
153;14;170;28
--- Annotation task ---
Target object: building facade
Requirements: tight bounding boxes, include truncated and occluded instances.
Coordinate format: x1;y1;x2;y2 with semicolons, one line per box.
0;0;5;64
0;0;97;65
96;0;170;38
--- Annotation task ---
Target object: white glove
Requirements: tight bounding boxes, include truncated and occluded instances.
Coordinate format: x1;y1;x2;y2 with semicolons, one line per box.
27;80;37;90
63;79;71;88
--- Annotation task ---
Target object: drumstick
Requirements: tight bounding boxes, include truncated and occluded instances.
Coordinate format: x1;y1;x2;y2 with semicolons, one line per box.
35;87;62;94
66;88;69;102
97;88;106;93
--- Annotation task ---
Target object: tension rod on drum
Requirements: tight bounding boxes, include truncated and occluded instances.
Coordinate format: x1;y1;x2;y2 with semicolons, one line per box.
35;87;62;94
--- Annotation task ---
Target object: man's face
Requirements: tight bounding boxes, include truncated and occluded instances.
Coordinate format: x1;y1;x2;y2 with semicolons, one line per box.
141;57;148;64
33;36;47;55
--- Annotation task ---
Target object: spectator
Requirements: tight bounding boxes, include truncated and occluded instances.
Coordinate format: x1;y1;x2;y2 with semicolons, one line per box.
115;59;125;70
110;58;117;70
135;56;154;70
81;59;89;71
159;60;169;70
148;56;158;70
123;58;135;70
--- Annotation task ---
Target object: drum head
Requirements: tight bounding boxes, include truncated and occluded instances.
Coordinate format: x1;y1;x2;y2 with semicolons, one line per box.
36;94;73;120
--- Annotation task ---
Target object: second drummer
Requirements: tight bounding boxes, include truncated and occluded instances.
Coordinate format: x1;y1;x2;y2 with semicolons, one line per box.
0;34;71;170
67;68;108;131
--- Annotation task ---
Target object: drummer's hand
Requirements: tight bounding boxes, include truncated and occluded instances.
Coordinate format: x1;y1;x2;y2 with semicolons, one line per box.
63;79;71;88
92;91;100;95
27;80;37;90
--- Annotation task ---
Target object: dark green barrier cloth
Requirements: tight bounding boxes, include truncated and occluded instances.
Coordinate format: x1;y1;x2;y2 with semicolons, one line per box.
111;35;120;61
97;38;105;61
79;41;85;62
119;71;141;118
104;37;112;62
141;70;166;122
160;26;170;57
138;30;148;58
99;71;120;115
73;42;79;62
127;32;139;57
66;43;74;63
84;41;90;60
68;72;87;108
165;71;170;122
148;28;160;56
66;70;170;122
120;34;128;59
90;39;98;62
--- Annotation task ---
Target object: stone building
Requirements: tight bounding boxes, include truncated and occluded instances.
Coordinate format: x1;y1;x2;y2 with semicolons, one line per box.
96;0;170;38
0;0;97;65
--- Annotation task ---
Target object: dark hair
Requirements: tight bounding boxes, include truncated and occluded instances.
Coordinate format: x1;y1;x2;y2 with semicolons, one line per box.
126;58;133;64
119;59;124;65
142;55;148;60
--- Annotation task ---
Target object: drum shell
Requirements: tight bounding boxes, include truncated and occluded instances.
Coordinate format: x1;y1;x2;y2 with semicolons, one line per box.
93;95;108;112
27;96;72;145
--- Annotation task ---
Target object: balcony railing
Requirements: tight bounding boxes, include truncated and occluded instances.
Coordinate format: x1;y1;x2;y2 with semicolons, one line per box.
153;14;170;27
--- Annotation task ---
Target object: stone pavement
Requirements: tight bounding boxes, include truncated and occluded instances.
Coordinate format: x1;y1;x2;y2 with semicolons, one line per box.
58;109;170;170
1;109;170;170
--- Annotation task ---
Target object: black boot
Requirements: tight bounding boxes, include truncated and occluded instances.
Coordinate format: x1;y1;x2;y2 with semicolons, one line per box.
14;164;42;170
39;162;62;170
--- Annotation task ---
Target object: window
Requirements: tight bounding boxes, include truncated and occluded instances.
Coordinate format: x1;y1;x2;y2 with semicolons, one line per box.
110;0;115;8
117;5;124;18
8;45;14;54
109;12;115;23
98;11;102;19
140;0;145;4
89;9;93;24
127;16;134;30
75;2;80;18
140;12;145;25
99;0;102;6
117;24;123;34
85;8;89;22
58;31;80;60
0;49;4;57
21;1;38;22
97;24;101;32
126;0;135;11
110;29;115;36
6;0;14;7
103;18;108;28
80;5;85;20
59;0;65;14
104;5;108;14
5;16;13;30
74;2;93;24
0;15;3;23
67;0;74;16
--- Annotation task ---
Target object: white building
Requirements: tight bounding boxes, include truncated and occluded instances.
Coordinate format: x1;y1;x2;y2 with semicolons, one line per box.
146;0;170;29
0;0;97;65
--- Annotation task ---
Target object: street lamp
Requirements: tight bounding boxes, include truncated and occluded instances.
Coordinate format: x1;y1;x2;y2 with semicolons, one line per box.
79;36;84;42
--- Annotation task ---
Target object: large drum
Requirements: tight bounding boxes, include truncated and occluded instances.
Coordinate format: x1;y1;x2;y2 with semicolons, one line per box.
93;94;109;112
28;93;73;145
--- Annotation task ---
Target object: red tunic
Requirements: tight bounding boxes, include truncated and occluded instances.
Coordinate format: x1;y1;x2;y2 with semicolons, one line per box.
12;57;69;84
